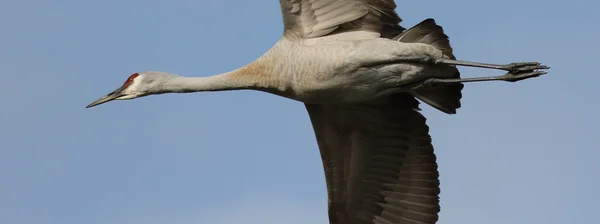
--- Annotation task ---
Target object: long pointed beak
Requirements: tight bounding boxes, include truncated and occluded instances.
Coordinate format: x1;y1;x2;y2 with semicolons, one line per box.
86;87;125;108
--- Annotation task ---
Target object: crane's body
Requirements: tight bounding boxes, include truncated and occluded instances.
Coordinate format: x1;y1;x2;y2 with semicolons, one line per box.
86;1;549;223
226;36;446;104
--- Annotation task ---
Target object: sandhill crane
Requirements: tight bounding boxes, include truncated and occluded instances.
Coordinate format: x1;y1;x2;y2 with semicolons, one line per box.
86;0;548;223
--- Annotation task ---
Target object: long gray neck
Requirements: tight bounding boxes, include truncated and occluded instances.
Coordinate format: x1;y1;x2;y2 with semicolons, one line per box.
163;71;259;93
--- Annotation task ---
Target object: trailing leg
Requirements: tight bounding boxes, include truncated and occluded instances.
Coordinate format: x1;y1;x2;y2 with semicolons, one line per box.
433;58;549;73
421;70;547;86
398;55;549;85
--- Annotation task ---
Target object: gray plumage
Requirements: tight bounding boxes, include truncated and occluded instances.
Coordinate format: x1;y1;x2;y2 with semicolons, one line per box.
87;1;549;223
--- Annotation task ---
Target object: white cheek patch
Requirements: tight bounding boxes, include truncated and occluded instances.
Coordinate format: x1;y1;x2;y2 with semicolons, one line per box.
123;75;144;95
116;75;145;100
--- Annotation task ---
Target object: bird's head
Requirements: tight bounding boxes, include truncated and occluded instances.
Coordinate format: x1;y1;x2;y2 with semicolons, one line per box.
86;71;175;108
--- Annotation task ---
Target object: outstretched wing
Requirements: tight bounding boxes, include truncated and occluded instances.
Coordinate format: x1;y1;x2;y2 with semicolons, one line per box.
305;93;441;224
279;0;405;39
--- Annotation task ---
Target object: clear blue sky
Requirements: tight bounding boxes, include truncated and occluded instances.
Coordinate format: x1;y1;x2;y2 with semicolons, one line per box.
1;0;597;223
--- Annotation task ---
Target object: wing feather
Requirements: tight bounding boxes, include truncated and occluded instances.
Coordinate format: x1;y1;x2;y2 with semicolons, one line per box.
305;94;441;224
279;0;405;39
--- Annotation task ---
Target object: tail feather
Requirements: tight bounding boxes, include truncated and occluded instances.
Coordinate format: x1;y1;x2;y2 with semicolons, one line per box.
394;19;464;114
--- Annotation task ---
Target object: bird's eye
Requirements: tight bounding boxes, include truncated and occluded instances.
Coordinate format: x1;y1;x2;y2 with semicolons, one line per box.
122;73;140;88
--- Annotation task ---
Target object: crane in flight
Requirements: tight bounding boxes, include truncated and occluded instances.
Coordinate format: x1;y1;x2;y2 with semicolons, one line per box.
87;0;548;223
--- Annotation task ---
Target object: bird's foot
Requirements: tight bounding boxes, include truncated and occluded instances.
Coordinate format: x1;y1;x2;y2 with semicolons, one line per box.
497;70;548;82
501;62;550;73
